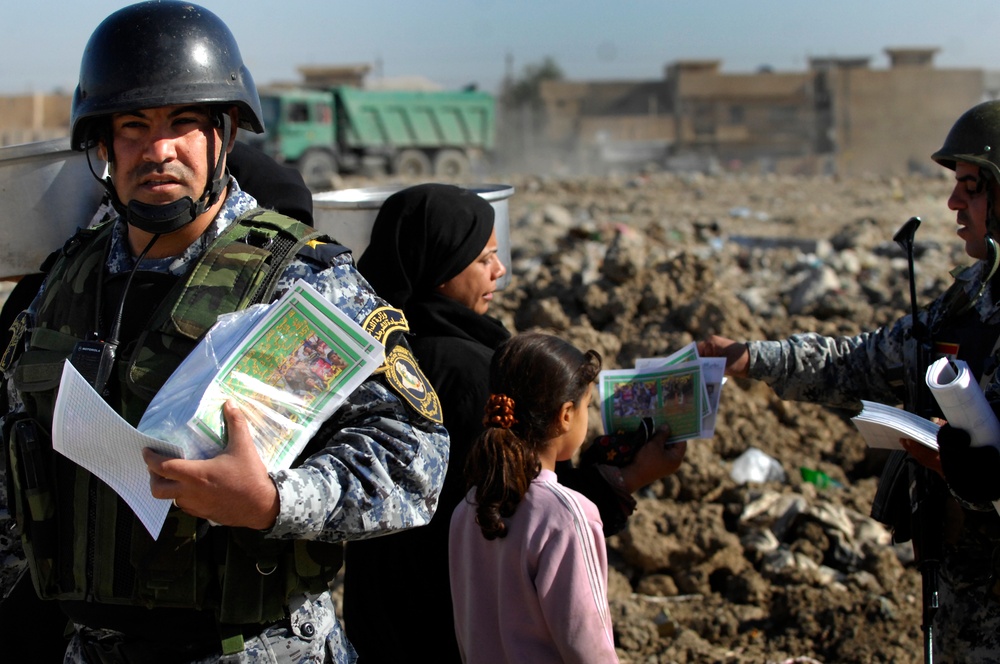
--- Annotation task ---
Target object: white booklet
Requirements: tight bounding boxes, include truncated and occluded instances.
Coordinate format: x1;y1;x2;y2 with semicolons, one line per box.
52;280;385;539
851;400;939;451
138;279;385;469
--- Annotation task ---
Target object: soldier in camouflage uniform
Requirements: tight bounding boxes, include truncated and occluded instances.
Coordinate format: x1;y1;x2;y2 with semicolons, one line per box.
699;100;1000;662
0;2;447;662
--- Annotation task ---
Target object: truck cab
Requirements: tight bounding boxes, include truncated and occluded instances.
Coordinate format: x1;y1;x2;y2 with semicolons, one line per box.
247;89;340;188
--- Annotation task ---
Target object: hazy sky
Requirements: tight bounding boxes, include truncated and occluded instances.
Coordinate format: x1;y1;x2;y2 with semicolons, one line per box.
5;0;1000;95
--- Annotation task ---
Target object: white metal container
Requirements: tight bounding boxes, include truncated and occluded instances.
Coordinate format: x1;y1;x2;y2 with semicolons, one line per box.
0;139;516;292
313;183;515;289
0;138;104;278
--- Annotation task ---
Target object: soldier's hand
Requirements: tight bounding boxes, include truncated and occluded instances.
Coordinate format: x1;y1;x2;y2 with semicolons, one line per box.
143;400;280;530
620;425;687;493
697;335;750;378
937;423;1000;504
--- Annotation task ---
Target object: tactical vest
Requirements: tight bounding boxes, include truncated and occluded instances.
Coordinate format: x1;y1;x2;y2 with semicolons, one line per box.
5;209;346;628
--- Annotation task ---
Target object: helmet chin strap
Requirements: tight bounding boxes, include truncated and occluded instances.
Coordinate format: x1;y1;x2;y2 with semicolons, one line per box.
86;110;233;235
972;191;1000;304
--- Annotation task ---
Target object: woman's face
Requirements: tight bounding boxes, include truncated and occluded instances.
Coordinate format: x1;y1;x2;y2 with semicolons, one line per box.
437;229;506;314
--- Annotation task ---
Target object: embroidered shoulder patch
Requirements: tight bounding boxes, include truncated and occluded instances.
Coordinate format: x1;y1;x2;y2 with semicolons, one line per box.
382;345;443;424
0;310;30;373
363;306;409;344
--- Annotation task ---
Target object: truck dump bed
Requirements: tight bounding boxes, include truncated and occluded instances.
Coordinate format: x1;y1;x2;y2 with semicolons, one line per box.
336;87;495;151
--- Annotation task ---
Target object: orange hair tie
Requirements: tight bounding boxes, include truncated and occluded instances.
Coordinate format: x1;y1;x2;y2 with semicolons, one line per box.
483;393;518;429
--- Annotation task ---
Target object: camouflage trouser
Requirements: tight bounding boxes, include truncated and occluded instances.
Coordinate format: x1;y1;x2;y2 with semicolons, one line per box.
933;521;1000;664
64;592;357;664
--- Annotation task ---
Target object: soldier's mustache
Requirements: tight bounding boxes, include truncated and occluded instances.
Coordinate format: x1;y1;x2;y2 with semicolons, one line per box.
129;163;193;182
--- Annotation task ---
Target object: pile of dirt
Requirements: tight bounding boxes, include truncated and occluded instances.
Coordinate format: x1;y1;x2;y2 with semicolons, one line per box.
488;171;963;663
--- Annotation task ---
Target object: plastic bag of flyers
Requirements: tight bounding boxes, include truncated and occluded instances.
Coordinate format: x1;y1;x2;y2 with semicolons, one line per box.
137;280;384;471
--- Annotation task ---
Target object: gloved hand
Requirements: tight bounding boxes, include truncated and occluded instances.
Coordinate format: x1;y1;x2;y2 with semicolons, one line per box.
937;423;1000;504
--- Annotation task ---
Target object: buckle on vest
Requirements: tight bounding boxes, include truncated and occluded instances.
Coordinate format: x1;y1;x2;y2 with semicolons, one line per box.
241;229;275;250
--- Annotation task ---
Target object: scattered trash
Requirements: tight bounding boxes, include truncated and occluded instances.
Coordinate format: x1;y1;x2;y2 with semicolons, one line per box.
730;447;787;484
800;466;843;489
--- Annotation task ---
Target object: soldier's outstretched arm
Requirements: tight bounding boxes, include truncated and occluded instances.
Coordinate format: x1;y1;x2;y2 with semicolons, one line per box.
697;335;750;378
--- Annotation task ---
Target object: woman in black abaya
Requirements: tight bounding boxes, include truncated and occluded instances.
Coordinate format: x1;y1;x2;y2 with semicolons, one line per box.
344;183;685;663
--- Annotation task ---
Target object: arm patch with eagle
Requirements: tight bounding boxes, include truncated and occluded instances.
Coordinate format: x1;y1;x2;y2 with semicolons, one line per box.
363;306;443;424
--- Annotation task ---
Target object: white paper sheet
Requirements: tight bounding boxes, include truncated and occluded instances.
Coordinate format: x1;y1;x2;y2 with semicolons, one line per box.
926;357;1000;446
52;361;184;539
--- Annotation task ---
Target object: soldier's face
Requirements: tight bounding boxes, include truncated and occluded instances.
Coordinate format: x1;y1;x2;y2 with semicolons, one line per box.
437;229;506;315
948;162;995;260
101;104;232;208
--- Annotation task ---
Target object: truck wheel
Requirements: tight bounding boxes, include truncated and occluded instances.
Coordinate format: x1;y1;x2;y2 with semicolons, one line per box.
299;150;337;190
433;150;471;178
393;150;432;177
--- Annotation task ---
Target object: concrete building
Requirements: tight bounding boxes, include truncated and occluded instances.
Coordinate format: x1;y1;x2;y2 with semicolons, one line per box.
1;48;989;178
538;47;987;176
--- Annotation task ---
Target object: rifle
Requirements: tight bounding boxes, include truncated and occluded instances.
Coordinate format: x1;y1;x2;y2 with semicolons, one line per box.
893;216;944;664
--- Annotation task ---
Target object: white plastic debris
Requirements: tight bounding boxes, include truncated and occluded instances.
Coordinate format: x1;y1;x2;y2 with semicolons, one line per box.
730;447;787;484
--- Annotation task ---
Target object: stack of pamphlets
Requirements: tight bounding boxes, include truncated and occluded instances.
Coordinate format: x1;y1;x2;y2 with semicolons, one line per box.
597;342;724;443
52;279;384;538
850;401;939;450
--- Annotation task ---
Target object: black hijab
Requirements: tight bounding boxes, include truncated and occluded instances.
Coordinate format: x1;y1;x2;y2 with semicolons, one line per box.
357;183;495;309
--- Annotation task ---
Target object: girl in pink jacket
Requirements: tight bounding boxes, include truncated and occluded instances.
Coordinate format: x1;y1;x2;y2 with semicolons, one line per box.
449;332;619;663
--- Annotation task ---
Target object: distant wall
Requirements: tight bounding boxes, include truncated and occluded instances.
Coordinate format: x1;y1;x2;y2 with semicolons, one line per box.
829;67;983;176
0;94;71;146
537;53;995;177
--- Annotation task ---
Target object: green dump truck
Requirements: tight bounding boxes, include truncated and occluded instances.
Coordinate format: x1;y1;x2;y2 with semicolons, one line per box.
246;86;496;188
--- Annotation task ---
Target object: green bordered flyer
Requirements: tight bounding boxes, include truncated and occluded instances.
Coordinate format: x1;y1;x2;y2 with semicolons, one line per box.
598;342;722;443
183;280;383;470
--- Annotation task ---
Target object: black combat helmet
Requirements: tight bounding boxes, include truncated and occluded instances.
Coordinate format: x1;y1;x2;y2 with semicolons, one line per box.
933;100;1000;282
70;0;264;234
71;0;263;151
932;100;1000;182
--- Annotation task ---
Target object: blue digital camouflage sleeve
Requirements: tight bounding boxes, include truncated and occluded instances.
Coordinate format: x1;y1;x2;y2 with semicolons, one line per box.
744;311;918;410
265;253;449;542
743;260;995;411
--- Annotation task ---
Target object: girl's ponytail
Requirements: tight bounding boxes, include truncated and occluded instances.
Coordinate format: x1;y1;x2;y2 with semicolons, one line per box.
467;393;537;539
462;333;602;540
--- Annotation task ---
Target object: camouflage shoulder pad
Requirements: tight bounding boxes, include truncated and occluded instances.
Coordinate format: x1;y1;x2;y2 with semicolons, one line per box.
57;222;108;261
362;307;441;424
